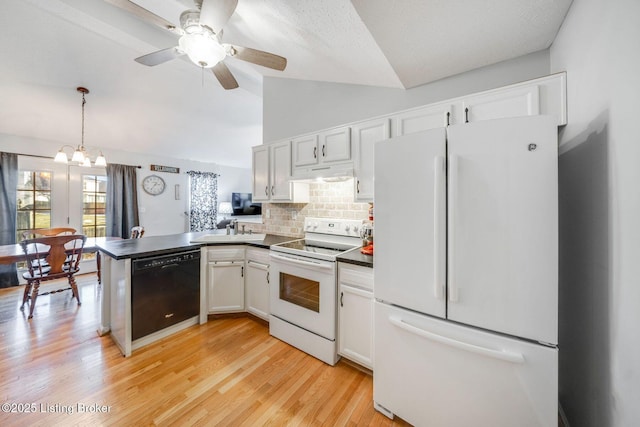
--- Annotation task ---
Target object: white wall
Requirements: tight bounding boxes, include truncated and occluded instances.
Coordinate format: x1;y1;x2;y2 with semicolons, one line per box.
550;0;640;426
263;50;550;141
0;133;251;236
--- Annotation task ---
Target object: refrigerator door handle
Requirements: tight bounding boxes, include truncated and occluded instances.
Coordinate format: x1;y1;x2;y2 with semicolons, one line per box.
389;315;525;364
448;154;459;303
434;155;445;300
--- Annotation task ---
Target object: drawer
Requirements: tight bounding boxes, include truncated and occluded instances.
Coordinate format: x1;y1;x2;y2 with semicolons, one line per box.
206;246;245;262
338;263;373;292
246;247;270;265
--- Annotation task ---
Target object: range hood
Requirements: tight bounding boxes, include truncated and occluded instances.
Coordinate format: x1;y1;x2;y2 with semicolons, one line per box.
290;162;354;182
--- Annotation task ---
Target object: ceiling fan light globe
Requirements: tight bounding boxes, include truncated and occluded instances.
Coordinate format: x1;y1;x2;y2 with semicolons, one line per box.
179;33;226;68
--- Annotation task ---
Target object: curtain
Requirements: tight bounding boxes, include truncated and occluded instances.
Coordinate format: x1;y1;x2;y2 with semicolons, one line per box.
187;171;218;231
0;152;18;287
106;164;140;238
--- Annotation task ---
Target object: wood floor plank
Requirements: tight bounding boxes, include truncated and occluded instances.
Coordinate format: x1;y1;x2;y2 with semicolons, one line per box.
0;275;410;426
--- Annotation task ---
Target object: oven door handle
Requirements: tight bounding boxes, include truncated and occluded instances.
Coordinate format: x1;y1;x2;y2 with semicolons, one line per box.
269;253;334;270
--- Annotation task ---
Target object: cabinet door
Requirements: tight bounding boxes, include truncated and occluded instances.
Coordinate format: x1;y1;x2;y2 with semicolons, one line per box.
353;118;390;202
393;103;453;136
461;85;539;123
319;127;351;163
207;261;245;313
292;134;319;167
338;284;374;369
271;141;293;201
245;260;270;320
252;145;270;202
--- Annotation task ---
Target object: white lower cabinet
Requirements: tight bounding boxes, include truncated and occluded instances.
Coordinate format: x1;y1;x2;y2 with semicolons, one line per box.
206;247;245;314
245;248;270;321
338;263;374;369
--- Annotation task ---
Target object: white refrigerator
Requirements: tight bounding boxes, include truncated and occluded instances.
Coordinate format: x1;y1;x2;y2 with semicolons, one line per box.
373;115;558;427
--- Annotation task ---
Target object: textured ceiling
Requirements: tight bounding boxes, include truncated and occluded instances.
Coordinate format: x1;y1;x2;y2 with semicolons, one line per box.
0;0;572;168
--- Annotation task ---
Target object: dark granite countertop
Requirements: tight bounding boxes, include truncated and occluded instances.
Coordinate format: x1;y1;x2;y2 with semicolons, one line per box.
337;246;373;268
96;232;298;260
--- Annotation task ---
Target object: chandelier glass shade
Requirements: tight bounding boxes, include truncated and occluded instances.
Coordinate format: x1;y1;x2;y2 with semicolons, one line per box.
54;87;107;167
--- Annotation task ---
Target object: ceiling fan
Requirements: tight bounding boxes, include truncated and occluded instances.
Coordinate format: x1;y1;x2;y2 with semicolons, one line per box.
105;0;287;89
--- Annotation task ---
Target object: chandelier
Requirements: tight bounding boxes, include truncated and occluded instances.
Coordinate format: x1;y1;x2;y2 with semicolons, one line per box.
54;87;106;167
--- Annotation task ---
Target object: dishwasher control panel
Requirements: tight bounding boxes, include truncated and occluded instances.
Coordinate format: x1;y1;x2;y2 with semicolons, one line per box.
133;250;200;271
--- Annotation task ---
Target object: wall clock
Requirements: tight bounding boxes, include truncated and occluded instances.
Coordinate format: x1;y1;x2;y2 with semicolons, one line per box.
142;174;166;196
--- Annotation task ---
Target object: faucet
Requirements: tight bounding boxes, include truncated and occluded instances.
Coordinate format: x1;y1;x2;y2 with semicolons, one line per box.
232;219;239;235
241;224;246;235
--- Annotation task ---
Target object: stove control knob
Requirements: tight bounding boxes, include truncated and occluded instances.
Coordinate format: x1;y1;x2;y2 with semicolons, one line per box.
345;225;350;232
353;225;359;234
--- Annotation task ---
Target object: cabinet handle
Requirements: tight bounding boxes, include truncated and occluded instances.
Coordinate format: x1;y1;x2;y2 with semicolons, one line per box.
313;146;317;158
266;271;270;284
340;291;344;307
265;186;269;196
322;144;326;157
271;186;275;196
464;107;469;123
446;111;450;126
241;266;244;278
356;179;360;194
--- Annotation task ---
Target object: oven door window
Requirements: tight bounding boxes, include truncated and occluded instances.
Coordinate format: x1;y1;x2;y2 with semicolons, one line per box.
279;272;320;313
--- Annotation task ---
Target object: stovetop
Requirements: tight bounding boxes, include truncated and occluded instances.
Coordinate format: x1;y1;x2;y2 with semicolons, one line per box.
270;217;363;261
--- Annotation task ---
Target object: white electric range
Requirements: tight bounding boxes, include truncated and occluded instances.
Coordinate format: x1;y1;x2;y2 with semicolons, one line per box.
269;217;363;365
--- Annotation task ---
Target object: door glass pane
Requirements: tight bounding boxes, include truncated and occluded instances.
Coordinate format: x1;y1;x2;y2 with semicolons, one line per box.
16;170;52;241
34;171;51;190
82;174;107;238
279;273;320;312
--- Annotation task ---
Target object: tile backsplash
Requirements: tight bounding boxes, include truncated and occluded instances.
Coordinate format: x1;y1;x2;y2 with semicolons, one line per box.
239;179;370;237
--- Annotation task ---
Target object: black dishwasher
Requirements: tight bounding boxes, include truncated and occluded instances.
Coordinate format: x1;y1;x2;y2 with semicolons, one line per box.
131;249;200;340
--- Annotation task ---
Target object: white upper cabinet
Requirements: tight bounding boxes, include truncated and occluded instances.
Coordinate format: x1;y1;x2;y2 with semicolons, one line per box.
352;118;390;202
252;145;270;202
292;126;353;178
461;85;539;123
292;134;319;167
392;102;454;136
252;141;309;203
319;127;351;163
457;73;566;126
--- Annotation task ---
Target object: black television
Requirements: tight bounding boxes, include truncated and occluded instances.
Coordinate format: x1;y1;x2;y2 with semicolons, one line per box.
231;192;262;216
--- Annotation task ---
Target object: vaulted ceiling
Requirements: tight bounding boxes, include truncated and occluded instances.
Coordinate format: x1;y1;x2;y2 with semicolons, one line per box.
0;0;571;168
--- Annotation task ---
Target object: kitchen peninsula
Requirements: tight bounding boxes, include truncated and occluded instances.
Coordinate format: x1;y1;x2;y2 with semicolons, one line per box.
97;231;294;356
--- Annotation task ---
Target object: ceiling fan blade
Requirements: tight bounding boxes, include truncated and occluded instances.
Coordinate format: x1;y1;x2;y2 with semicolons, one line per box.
199;0;238;33
229;46;287;71
211;62;239;90
135;47;184;66
103;0;180;34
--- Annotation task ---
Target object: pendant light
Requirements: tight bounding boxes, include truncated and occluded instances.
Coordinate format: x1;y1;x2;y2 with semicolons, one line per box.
54;87;107;167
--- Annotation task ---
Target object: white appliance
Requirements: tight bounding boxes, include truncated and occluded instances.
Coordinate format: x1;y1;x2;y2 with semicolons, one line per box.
269;217;362;365
373;115;558;427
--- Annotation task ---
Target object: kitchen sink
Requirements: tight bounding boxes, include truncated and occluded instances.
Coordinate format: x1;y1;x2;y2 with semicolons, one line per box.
190;234;266;243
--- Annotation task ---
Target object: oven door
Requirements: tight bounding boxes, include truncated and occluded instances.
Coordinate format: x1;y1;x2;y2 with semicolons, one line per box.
269;251;337;340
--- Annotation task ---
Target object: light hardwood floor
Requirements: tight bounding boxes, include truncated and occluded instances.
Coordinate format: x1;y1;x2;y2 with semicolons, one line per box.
0;275;410;426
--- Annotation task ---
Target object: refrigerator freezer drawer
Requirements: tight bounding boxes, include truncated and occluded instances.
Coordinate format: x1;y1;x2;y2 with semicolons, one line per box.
373;302;557;427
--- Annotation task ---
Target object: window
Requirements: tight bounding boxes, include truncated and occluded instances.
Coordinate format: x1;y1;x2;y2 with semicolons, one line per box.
16;170;52;241
82;175;107;237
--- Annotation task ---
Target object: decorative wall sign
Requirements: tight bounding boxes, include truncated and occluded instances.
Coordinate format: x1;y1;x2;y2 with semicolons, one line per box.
150;164;180;173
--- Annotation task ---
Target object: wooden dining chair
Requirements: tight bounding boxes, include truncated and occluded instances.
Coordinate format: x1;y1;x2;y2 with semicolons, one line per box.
20;234;87;319
21;228;78;270
21;227;77;240
130;226;145;239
